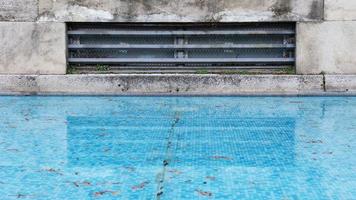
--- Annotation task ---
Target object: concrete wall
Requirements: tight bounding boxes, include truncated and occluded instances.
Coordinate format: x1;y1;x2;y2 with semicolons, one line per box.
0;22;66;75
0;0;324;22
0;0;38;21
0;0;355;75
296;21;356;74
296;0;356;74
324;0;356;21
36;0;323;22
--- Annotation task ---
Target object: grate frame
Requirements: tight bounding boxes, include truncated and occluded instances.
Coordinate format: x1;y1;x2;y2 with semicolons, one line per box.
67;23;296;74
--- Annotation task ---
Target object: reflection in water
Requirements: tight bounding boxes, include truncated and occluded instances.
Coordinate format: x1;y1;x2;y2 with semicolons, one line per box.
67;117;295;168
0;96;355;199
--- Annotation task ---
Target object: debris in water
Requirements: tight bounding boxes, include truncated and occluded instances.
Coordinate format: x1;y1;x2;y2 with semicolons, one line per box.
9;193;37;199
7;149;19;152
123;166;135;172
306;140;323;144
94;191;119;197
132;181;149;191
163;160;169;166
211;156;233;160
168;169;182;175
195;189;213;197
157;191;163;196
97;181;121;185
82;181;91;186
206;176;216;181
323;151;333;155
16;194;26;198
42;168;63;175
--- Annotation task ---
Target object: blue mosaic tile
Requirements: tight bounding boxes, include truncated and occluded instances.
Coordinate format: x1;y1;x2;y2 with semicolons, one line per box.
0;96;355;199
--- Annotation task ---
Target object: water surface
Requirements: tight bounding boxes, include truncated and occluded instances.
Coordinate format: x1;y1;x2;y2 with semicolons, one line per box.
0;96;355;199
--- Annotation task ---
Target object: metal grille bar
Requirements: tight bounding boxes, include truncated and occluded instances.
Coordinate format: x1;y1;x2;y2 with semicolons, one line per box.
68;58;295;64
67;23;296;73
68;44;295;49
68;30;295;36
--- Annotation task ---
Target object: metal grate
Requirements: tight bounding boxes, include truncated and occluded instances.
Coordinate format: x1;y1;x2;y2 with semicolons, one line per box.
67;23;295;74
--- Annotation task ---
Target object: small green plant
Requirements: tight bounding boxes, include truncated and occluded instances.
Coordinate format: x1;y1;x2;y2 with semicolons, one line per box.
67;65;77;74
219;70;258;75
96;65;110;72
196;69;209;74
278;67;295;74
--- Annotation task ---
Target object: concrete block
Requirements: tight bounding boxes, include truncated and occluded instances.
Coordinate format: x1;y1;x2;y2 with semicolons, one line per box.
0;74;324;95
0;0;38;21
296;21;356;75
0;75;38;94
325;0;356;21
325;75;356;92
37;0;323;22
0;22;66;75
37;75;323;95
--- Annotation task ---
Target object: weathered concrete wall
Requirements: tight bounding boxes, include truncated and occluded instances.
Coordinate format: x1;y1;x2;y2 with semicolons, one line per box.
0;0;38;21
0;0;324;22
324;0;356;20
37;0;323;22
0;22;66;75
1;0;356;77
0;75;324;95
296;21;356;75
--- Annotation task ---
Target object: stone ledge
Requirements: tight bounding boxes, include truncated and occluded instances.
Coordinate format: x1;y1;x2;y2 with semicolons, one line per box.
0;74;324;95
325;75;356;93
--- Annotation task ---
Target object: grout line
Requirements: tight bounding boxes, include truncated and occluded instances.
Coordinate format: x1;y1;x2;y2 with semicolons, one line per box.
155;112;180;199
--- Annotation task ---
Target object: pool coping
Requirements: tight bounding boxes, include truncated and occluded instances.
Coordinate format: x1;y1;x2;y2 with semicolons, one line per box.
0;74;355;95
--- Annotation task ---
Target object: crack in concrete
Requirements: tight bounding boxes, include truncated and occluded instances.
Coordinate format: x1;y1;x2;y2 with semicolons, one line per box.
322;73;326;92
155;111;180;200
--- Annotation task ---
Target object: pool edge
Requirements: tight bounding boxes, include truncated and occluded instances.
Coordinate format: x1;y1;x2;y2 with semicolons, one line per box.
0;74;355;96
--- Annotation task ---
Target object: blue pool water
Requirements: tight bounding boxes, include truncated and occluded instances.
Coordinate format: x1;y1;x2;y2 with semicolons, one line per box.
0;96;355;200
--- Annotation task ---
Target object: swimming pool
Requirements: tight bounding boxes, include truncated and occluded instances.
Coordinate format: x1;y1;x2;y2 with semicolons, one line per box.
0;96;355;199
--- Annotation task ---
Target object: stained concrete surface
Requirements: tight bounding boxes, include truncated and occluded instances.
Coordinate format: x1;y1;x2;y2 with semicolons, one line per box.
0;0;38;21
0;22;66;75
36;0;324;22
324;0;356;20
0;74;324;95
296;21;356;75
